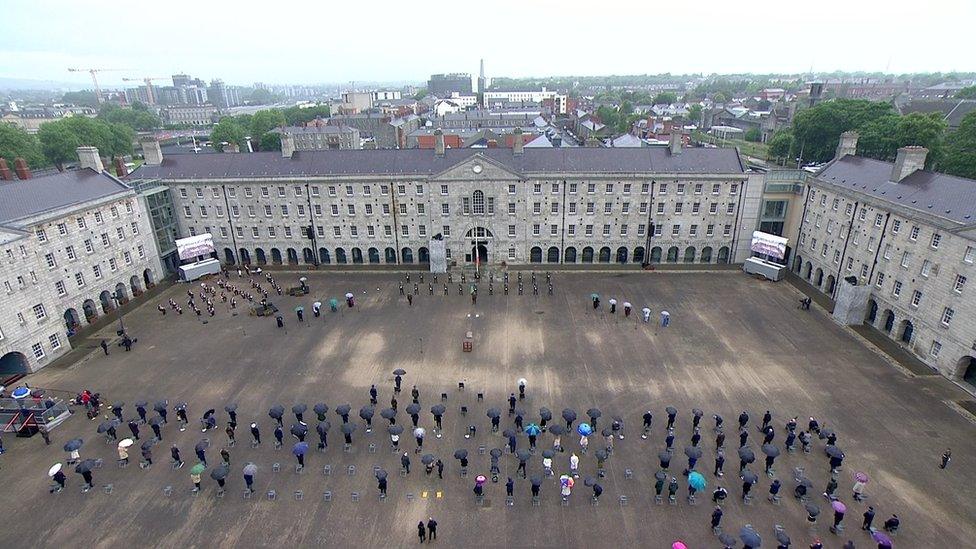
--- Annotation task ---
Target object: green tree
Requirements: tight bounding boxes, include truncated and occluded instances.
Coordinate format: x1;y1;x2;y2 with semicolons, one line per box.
789;99;894;163
0;124;48;168
955;86;976;99
248;88;275;105
857;112;945;166
712;92;727;103
768;130;793;160
687;104;703;126
36;117;133;169
941;111;976;179
98;104;161;131
413;89;429;100
652;92;677;105
282;105;331;126
61;90;99;107
209;118;246;151
259;132;281;151
744;128;762;142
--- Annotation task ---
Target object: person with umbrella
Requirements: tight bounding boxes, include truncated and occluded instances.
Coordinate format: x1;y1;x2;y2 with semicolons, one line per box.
341;423;356;446
827;446;845;473
550;424;564;452
360;406;375;433
542;449;553;476
516;449;530;478
127;418;141;441
269;405;285;427
474;475;487;499
201;409;217;433
577;423;592;453
688;470;706;501
685;446;702;471
805;502;821;523
852;471;868;501
690;428;701;448
312;403;329;422
135;401;148;424
225;404;238;426
431;404;445;435
562;408;577;431
393;369;404;393
410;385;420;404
413;427;425;453
489;449;501;480
140;439;154;468
154;401;168;424
659;450;672;471
148;416;163;441
110;402;124;422
505;429;517;454
117;438;132;465
862;506;875;530
388;424;402;451
641;411;653;439
559;474;574;500
487;408;501;432
739;526;762;549
210;463;229;494
882;514;899;533
525;423;541;449
665;407;677;430
741;470;758;500
316;421;330;450
665;430;675;450
75;459;95;492
274;424;284;449
608;297;617;314
250;423;261;446
243;462;257;494
406;403;421;428
98;419;119;442
570;452;580;477
49;463;67;493
336;404;351;424
171;444;184;468
830;500;846;533
400;452;411;474
517;378;527;400
514;409;525;432
293;441;308;469
710;506;723;532
763;443;780;475
421;453;436;476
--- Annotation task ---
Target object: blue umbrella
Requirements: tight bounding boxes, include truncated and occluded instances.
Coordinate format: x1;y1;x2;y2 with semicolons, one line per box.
525;424;541;436
688;471;706;491
577;422;593;436
11;386;30;399
292;441;309;456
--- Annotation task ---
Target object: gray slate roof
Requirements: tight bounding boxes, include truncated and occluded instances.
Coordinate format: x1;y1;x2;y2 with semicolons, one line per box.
129;147;744;180
0;168;132;225
816;156;976;225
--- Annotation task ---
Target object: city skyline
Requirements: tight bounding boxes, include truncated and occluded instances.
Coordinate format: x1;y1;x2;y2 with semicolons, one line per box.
4;0;976;87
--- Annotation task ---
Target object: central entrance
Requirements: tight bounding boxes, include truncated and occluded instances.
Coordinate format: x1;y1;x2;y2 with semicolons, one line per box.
465;227;492;264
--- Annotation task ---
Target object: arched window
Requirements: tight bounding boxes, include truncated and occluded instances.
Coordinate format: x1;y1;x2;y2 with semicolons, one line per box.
472;190;485;215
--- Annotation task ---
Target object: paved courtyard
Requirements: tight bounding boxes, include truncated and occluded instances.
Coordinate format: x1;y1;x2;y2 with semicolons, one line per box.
3;270;974;548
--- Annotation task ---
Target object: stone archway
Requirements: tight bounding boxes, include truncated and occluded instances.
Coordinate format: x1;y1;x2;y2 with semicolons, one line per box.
64;308;81;333
336;248;348;264
616;247;628;264
794;255;803;273
250;248;261;264
99;290;114;314
271;248;283;264
683;246;696;263
717;246;730;264
0;351;31;375
400;248;413;264
666;246;679;263
286;248;299;265
582;246;594;263
143;268;155;286
957;356;976;389
866;299;878;324
352;247;364;264
650;247;662;263
803;261;812;280
368;247;380;264
114;282;128;303
224;247;236;265
419;247;430;264
303;248;315;264
882;309;895;333
633;246;645;264
899;320;914;344
320;248;331;264
815;268;824;287
83;299;98;323
700;246;713;263
564;247;577;263
129;275;142;296
598;247;611;263
385;247;396;264
530;246;543;263
547;246;560;263
826;275;836;295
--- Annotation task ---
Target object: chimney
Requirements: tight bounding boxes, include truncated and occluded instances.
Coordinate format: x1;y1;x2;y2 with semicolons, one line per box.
280;132;295;158
891;146;928;182
76;146;104;172
487;139;498;149
224;142;240;153
513;127;524;156
114;156;128;177
835;131;858;159
14;157;32;180
434;128;445;157
669;131;682;155
552;135;562;148
0;158;12;181
140;138;163;166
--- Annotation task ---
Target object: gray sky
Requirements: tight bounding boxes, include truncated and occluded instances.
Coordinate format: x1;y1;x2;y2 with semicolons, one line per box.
4;0;975;87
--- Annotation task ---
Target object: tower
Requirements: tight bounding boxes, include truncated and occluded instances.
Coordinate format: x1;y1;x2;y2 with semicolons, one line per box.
477;58;487;108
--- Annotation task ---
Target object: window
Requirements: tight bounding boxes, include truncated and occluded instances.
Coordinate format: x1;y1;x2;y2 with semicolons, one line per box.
551;224;559;236
282;205;292;216
508;248;516;261
244;187;253;198
380;185;389;196
400;225;408;237
585;225;593;237
508;225;516;238
347;226;355;237
910;226;919;241
183;206;192;218
729;183;738;195
892;280;902;297
508;184;517;195
674;203;683;214
137;245;145;259
441;225;449;237
941;307;954;326
624;183;632;194
833;250;841;264
397;185;405;195
568;224;576;237
194;188;204;199
33;303;46;320
654;224;663;237
586;202;595;215
706;224;714;237
641;183;650;194
236;227;244;238
417;225;426;237
44;253;56;268
247;206;255;217
94;211;103;224
109;258;117;271
876;272;885;288
228;187;236;198
314;205;322;216
677;183;685;195
310;186;319;197
331;205;339;216
845;204;853;216
55;280;66;296
75;272;85;288
439;184;448;196
638;224;646;236
911;290;922;307
672;224;680;237
569;183;578;194
32;343;44;360
832;198;839;211
533;202;542;215
317;226;325;237
179;188;188;199
711;183;720;195
657;203;665;214
867;237;875;252
954;275;967;293
100;233;110;247
551;202;559;214
605;183;613;194
965;246;975;264
709;203;718;214
892;220;901;234
931;233;942;249
658;184;667;194
822;244;828;257
723;224;731;237
820;195;827;206
333;226;341;237
123;251;131;265
507;202;516;215
131;222;139;235
212;187;221;199
690;202;698;214
587;183;596;193
347;204;355;216
57;222;67;236
901;252;910;268
694;183;703;195
268;227;277;238
726;203;736;214
847;257;854;271
604;202;613;214
639;202;648;214
416;184;424;195
860;264;869;279
569;202;577;214
328;186;337;197
77;217;86;229
399;204;407;215
602;224;611;237
116;227;125;241
533;182;542;194
883;244;891;260
689;224;697;237
297;205;305;217
857;209;866;222
930;341;942;358
532;224;541;236
264;205;273;217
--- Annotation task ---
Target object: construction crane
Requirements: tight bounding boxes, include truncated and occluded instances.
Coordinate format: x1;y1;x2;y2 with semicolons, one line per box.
67;68;130;103
121;77;169;106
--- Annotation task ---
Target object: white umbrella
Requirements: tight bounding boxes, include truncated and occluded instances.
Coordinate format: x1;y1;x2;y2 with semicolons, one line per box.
517;378;527;386
641;307;651;314
623;302;632;308
313;301;322;309
48;463;62;477
413;427;426;438
299;277;308;282
345;293;354;299
118;438;134;448
609;298;617;305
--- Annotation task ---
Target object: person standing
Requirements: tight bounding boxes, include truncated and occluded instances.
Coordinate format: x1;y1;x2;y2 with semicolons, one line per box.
50;468;67;493
190;470;201;493
710;506;723;531
862;506;875;530
244;470;255;493
436;459;444;479
426;517;437;541
506;477;514;497
100;340;109;355
940;448;951;469
171;445;184;468
401;452;411;474
714;451;725;477
417;521;427;543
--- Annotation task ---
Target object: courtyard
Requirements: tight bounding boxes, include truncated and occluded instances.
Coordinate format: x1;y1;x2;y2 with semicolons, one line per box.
1;270;974;548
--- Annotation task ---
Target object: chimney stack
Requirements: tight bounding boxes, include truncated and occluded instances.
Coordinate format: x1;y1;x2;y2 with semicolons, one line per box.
14;158;32;180
114;156;128;177
513;127;524;156
224;142;240;153
891;146;928;182
434;128;445;157
76;146;104;173
0;158;12;181
835;131;858;159
669;131;682;155
280;132;295;158
140;138;163;166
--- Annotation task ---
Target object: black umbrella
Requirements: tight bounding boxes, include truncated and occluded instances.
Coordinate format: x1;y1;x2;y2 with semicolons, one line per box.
375;468;388;480
539;408;552;421
825;445;844;458
804;502;821;517
665;406;677;415
388;425;403;435
393;368;406;375
692;408;704;418
530;475;542;486
202;409;216;419
595;449;608;461
514;408;526;418
486;408;501;419
775;529;791;546
153;400;168;412
174;402;187;411
290;423;307;437
718;532;737;547
601;427;613;437
654;470;667;481
562;409;576;422
97;419;119;433
548;424;565;435
453;449;468;460
658;451;672;462
335;404;351;417
195;440;209;453
796;477;813;488
140;439;155;451
135;400;148;408
380;408;397;420
359;406;375;420
762;443;780;458
741;470;759;484
406;403;421;415
224;404;238;413
430;404;446;416
542;449;555;458
63;438;84;452
739;526;761;548
269;405;284;419
210;464;229;480
340;423;356;435
684;446;703;459
313;403;328;416
738;447;756;463
583;476;597;487
820;427;836;439
421;453;436;465
516;449;530;461
587;408;602;419
489;448;503;458
502;428;517;438
317;421;331;435
292;404;307;416
74;459;96;473
112;401;125;409
148;416;163;426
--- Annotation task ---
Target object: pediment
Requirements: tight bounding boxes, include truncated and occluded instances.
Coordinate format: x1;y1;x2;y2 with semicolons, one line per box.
431;153;525;181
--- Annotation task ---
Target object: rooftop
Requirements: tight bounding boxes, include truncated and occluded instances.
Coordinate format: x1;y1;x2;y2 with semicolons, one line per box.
0;168;132;226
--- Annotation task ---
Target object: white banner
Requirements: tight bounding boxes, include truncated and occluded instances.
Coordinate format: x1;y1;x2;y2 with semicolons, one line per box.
750;231;788;259
176;233;215;260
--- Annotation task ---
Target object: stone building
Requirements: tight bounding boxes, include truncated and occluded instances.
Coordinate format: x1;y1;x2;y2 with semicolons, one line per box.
276;125;361;151
128;132;757;272
0;148;163;374
788;131;976;388
162;105;219;126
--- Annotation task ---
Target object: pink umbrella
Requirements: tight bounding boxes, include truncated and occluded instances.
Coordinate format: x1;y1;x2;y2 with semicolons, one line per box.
853;471;870;483
831;500;847;513
475;475;487;486
672;542;688;549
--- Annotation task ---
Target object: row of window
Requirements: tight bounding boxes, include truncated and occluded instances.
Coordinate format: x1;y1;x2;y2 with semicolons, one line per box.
33;201;134;244
5;245;146;297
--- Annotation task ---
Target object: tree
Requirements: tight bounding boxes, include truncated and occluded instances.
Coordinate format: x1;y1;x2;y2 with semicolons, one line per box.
413;89;429;100
955;86;976;99
36;117;133;169
687;104;703;126
712;92;727;103
941;111;976;179
259;132;281;151
789;99;894;163
856;112;945;166
61;90;99;107
0;124;47;168
249;110;287;150
282;105;331;126
98;104;161;131
652;92;677;105
768;130;793;161
209;118;246;152
744;127;762;142
248;88;275;105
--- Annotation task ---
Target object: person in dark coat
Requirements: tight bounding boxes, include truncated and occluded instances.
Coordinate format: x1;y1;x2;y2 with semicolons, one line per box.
508;394;517;414
100;340;109;355
714;451;725;477
274;425;283;448
171;445;183;468
50;469;67;492
251;423;261;445
426;518;437;541
506;477;514;497
710;506;723;529
378;477;387;497
417;522;426;543
862;506;875;530
128;420;140;440
401;452;411;474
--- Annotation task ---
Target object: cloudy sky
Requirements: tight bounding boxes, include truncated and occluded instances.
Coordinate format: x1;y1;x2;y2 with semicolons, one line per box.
3;0;974;86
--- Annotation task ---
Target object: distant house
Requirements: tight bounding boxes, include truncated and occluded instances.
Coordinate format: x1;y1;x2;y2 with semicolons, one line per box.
898;99;976;131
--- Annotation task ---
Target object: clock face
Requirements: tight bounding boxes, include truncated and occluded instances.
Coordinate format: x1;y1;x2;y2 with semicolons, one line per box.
472;164;483;174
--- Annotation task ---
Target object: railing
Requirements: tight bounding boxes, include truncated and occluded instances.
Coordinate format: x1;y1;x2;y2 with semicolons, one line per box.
764;170;807;195
0;397;73;432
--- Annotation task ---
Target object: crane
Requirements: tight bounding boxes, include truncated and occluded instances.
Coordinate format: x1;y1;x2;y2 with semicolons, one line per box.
121;77;169;105
67;68;130;103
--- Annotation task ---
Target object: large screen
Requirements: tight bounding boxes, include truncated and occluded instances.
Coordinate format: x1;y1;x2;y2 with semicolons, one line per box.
175;233;215;260
750;231;788;259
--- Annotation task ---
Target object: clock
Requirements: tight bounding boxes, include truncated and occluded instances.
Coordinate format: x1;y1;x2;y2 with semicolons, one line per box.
472;164;483;174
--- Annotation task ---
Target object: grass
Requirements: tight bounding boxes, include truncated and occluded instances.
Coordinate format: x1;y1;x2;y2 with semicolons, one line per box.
692;130;769;160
